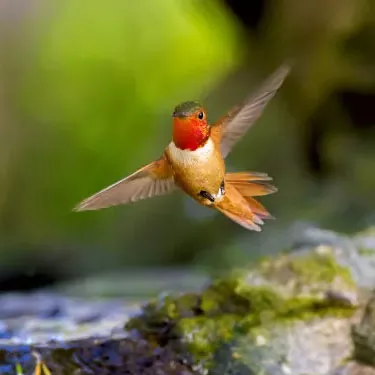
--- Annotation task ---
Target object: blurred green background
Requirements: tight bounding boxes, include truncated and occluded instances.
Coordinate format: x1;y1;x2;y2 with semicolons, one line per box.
0;0;375;291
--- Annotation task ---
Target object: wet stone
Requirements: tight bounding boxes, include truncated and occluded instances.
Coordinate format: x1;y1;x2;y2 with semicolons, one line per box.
0;293;138;346
1;227;375;374
0;293;139;374
351;291;375;367
125;228;375;375
0;292;198;374
0;338;198;375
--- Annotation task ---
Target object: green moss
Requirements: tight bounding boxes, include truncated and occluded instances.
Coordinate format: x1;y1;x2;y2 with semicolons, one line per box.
351;292;375;367
126;245;358;371
358;248;375;256
178;315;239;358
259;246;357;300
14;361;52;375
15;363;23;375
199;279;283;316
291;250;347;282
353;226;375;237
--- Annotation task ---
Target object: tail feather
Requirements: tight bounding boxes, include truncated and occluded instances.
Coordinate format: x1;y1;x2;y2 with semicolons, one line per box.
216;171;277;230
231;181;277;197
215;183;264;231
216;206;262;231
244;196;274;220
225;171;273;182
225;171;277;197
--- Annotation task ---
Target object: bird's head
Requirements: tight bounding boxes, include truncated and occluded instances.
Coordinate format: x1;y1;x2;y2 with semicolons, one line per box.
172;101;209;151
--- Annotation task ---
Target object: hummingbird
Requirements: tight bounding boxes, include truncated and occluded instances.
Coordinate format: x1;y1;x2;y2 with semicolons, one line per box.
75;63;290;231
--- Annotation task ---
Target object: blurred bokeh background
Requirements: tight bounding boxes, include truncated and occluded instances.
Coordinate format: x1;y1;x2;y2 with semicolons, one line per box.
0;0;375;295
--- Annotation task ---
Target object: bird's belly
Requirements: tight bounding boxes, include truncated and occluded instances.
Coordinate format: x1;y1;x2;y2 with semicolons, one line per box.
166;140;225;205
175;162;224;202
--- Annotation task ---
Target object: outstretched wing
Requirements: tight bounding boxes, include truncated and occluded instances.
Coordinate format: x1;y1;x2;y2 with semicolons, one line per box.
74;157;176;211
214;63;291;158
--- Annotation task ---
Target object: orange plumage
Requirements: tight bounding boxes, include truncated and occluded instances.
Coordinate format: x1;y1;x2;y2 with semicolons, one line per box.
74;63;291;231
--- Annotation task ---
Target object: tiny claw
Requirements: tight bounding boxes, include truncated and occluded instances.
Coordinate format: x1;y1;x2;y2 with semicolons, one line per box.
220;181;225;195
199;191;215;202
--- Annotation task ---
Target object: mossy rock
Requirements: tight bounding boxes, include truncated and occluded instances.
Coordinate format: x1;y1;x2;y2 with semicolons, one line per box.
352;291;375;368
3;338;199;375
126;245;360;374
4;227;375;375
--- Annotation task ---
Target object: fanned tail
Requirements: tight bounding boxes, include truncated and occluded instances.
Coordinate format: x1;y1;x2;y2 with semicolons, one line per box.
227;171;277;220
216;205;263;232
243;196;274;220
216;171;277;230
225;171;277;197
225;171;273;182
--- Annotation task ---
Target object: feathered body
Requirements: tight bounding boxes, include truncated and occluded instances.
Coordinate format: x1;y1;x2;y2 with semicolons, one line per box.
165;138;225;206
75;63;291;231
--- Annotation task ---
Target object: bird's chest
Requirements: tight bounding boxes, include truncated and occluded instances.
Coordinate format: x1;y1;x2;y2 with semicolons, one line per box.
166;139;225;200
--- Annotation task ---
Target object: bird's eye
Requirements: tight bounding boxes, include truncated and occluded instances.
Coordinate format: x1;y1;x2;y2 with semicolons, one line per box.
197;111;204;120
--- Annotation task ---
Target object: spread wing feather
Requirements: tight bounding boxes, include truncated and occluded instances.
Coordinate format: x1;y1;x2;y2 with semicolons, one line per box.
74;157;176;211
214;63;291;158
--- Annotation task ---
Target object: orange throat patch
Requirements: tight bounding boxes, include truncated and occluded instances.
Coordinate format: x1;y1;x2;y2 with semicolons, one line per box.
172;117;210;151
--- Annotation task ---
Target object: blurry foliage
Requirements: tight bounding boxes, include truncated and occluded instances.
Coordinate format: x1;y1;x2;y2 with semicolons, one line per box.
0;0;240;271
0;0;375;282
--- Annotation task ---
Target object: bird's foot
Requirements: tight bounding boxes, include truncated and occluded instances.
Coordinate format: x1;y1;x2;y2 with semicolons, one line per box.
220;180;225;196
199;190;215;203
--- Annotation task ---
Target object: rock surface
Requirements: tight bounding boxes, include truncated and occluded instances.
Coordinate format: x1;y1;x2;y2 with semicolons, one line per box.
1;227;375;374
